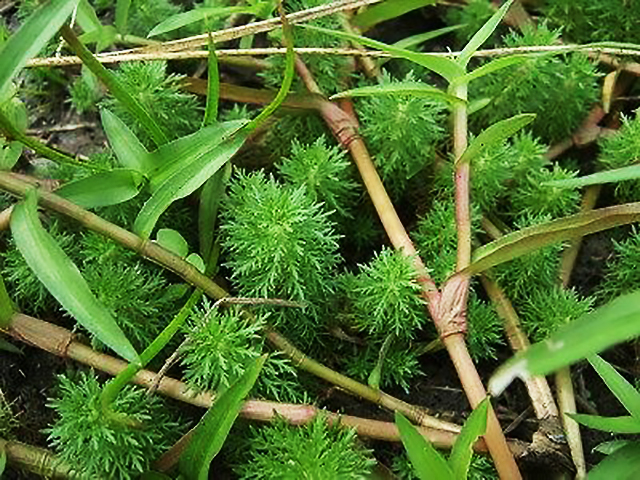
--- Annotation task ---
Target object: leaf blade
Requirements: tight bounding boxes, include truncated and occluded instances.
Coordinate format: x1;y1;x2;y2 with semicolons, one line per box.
569;414;640;434
466;202;640;275
457;0;514;68
395;412;454;480
10;189;139;362
588;442;640;480
489;290;640;396
546;164;640;190
0;0;80;99
55;169;144;208
588;355;640;418
353;0;437;31
148;7;253;38
449;397;489;479
330;82;465;105
100;109;153;174
457;113;535;165
179;355;266;480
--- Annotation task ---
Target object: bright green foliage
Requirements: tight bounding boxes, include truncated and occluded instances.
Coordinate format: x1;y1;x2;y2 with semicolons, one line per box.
492;215;563;303
348;248;425;340
263;0;350;95
598;113;640;202
344;340;423;393
412;199;478;284
181;306;264;392
470;23;599;143
221;171;341;338
265;113;333;160
101;61;200;146
357;72;447;196
47;371;180;479
445;0;505;48
599;228;640;300
3;220;79;315
467;292;504;361
127;0;182;38
69;75;101;114
520;285;594;343
510;164;581;218
544;0;640;44
392;452;498;480
277;136;359;219
236;414;376;479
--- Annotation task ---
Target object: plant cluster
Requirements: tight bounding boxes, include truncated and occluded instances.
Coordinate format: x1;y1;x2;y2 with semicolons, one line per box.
47;371;181;479
235;414;376;479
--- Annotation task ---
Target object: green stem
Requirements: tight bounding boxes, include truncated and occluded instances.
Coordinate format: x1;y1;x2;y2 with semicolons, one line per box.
0;273;15;328
0;109;103;171
0;171;439;429
59;25;169;148
100;288;203;413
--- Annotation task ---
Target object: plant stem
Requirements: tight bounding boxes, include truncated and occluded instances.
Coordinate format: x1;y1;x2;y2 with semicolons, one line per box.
0;273;15;329
0;109;103;171
451;83;471;270
0;172;439;428
0;438;76;479
59;25;169;147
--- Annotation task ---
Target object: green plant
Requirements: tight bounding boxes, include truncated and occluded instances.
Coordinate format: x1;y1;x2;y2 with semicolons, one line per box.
47;370;181;479
236;414;376;479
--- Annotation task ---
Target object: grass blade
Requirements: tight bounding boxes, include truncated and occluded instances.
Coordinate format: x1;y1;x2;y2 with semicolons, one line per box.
115;0;131;35
135;131;248;238
330;82;465;105
588;442;640;480
457;0;514;68
202;32;219;127
60;26;168;147
392;25;465;51
455;55;533;86
588;355;640;418
457;113;535;165
395;412;454;480
0;0;79;99
11;189;139;362
179;355;267;480
303;25;463;83
489;290;640;396
466;202;640;275
148;7;253;38
569;414;640;434
55;169;144;208
546;164;640;190
199;162;231;260
449;397;489;479
100;109;154;174
148;120;246;191
353;0;436;31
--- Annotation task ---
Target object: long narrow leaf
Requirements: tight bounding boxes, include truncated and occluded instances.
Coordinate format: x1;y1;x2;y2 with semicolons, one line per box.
489;290;640;396
588;442;640;480
353;0;436;31
11;189;139;362
148;120;246;191
115;0;131;35
449;398;489;479
135;131;248;238
454;55;533;86
466;202;640;275
546;164;640;190
303;25;463;83
55;169;144;208
393;25;464;51
395;412;454;480
457;113;535;165
179;355;267;480
588;355;640;418
457;0;514;68
330;82;465;105
100;109;154;174
0;0;80;99
199;162;231;260
202;32;219;127
148;7;253;38
569;414;640;434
